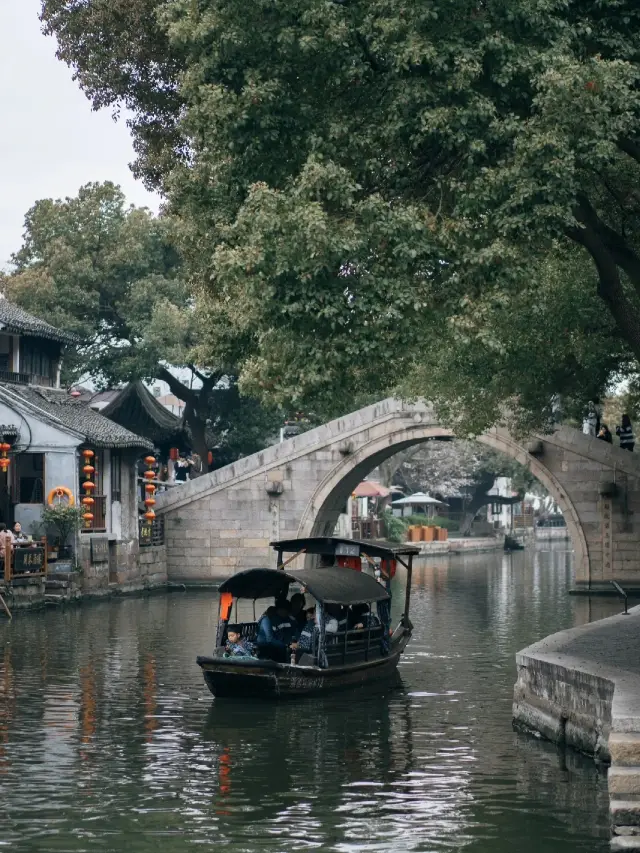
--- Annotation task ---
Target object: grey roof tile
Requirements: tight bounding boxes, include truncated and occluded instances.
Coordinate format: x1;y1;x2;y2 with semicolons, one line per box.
0;299;77;344
0;384;153;450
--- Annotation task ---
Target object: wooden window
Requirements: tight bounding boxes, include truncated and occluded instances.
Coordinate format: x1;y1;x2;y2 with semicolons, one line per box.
111;451;122;503
14;453;45;504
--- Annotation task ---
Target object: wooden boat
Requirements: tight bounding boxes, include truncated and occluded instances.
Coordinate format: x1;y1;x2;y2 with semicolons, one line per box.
197;537;420;699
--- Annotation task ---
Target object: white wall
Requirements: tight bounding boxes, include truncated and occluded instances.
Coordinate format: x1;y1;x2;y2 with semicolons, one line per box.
0;397;81;534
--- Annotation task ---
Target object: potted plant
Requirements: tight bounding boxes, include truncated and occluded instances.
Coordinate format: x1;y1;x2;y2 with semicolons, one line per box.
41;505;84;562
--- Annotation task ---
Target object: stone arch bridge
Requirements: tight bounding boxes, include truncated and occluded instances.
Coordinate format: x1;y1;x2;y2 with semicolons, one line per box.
155;399;640;590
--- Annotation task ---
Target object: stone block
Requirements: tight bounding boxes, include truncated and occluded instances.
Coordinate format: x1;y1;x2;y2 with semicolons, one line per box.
611;837;640;851
610;767;640;796
612;801;640;828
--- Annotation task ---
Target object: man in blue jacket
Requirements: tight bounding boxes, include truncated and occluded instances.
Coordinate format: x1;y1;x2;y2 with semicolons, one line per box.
256;599;299;661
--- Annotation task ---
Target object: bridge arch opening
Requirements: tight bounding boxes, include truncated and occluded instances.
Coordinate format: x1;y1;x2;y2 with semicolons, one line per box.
297;424;587;575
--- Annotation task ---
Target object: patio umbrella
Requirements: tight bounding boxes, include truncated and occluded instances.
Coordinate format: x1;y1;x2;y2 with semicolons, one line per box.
391;492;448;507
353;481;391;498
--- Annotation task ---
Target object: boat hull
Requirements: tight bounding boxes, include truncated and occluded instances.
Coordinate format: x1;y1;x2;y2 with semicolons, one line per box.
197;636;409;699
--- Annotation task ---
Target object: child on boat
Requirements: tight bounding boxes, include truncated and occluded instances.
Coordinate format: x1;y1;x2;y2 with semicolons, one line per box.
224;625;255;658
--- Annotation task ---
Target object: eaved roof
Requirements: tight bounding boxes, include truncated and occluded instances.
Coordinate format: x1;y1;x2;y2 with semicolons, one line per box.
0;385;153;450
0;298;77;345
101;381;187;445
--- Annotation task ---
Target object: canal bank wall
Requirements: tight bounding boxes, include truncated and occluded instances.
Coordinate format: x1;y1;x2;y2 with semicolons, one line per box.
513;606;640;848
415;535;505;556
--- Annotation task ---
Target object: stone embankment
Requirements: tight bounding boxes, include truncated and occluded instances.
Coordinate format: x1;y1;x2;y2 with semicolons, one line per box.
513;607;640;849
415;535;505;556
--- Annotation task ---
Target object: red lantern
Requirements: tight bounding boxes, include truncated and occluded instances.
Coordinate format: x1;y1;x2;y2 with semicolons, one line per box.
144;498;156;508
82;512;94;522
207;451;213;466
83;465;95;475
169;447;179;461
0;458;9;473
82;449;94;459
144;455;156;467
0;443;11;453
144;510;156;521
145;483;156;494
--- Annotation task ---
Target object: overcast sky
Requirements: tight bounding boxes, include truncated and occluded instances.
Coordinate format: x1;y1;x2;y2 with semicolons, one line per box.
0;0;159;269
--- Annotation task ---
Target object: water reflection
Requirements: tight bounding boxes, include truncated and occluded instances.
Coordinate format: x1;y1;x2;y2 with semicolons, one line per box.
0;548;623;851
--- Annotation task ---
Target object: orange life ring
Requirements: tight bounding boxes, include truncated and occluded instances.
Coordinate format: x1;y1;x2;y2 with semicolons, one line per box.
47;486;75;507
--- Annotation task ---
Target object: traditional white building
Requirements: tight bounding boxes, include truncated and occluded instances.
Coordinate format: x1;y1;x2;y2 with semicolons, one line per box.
0;300;164;593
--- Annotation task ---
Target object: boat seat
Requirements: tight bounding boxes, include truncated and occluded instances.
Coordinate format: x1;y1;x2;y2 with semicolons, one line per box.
221;622;259;642
239;622;259;640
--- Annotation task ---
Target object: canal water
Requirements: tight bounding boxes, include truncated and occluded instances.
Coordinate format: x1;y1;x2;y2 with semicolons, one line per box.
0;546;628;852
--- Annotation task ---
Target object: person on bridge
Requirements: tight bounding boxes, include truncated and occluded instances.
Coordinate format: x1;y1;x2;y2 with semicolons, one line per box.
582;402;598;436
597;424;613;444
616;415;635;452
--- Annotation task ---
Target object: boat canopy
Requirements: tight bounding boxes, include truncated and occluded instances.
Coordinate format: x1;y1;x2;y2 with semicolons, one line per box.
270;537;420;560
218;566;391;606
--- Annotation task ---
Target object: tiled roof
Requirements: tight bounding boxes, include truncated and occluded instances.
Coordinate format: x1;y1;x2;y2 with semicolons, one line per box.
101;381;188;445
0;385;153;450
0;299;77;344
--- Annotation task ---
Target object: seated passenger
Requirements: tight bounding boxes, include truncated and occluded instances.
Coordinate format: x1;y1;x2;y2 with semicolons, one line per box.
298;606;318;654
256;600;299;662
289;592;307;630
224;624;255;658
349;604;380;630
324;603;347;633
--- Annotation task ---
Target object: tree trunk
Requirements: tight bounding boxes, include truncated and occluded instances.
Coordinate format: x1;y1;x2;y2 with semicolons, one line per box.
156;366;218;477
377;449;418;488
185;402;209;476
459;472;496;536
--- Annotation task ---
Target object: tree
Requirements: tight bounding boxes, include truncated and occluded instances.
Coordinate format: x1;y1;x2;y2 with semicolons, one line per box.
3;182;280;469
381;440;537;535
41;0;640;432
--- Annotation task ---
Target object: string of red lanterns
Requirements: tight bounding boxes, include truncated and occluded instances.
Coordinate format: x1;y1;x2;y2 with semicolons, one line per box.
81;449;95;527
0;436;11;473
143;455;157;521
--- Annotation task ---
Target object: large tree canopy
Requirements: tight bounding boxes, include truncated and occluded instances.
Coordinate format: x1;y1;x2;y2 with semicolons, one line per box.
2;182;281;469
40;0;640;432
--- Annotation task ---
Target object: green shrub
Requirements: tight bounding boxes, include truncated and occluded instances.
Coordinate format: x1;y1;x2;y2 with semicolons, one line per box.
41;504;84;545
382;511;408;543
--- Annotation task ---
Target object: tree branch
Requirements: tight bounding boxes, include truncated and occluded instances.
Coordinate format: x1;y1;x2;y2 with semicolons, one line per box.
188;363;223;388
574;193;640;295
618;137;640;164
156;365;196;403
567;216;640;361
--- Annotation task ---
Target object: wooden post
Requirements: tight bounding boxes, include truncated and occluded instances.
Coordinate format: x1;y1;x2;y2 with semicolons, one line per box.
4;537;11;584
277;548;306;570
0;591;11;620
403;555;413;625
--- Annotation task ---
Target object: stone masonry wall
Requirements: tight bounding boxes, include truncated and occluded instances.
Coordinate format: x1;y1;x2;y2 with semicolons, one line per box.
155;398;640;588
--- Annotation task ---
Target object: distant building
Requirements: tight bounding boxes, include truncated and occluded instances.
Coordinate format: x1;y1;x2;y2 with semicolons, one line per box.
156;394;186;417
